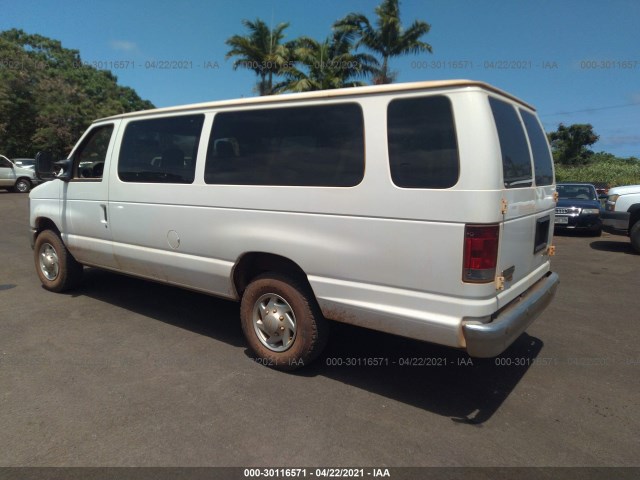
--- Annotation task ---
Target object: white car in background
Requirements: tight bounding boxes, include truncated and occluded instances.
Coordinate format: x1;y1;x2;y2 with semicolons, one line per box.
13;158;36;170
0;155;41;193
603;184;640;253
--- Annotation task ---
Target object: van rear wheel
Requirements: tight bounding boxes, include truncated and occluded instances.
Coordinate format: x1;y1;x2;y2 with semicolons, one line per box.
34;230;83;292
240;273;328;370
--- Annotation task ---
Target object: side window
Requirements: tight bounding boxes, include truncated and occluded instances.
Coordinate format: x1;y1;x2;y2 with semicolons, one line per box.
73;125;114;180
387;95;459;189
0;157;12;168
204;103;364;187
118;114;204;184
520;109;554;186
489;97;532;188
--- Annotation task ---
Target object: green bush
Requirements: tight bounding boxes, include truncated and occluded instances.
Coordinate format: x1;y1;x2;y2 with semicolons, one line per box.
555;155;640;187
0;29;153;159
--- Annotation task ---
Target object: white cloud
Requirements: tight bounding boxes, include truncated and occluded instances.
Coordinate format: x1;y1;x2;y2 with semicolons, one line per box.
110;40;138;52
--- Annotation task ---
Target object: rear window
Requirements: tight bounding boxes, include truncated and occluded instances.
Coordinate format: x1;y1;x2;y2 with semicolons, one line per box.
204;103;364;187
387;95;459;189
520;109;554;186
489;97;532;188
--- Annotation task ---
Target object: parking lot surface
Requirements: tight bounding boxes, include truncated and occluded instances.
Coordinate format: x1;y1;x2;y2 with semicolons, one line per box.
1;191;638;467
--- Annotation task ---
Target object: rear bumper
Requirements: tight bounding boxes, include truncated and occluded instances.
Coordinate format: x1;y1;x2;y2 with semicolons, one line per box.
463;271;559;357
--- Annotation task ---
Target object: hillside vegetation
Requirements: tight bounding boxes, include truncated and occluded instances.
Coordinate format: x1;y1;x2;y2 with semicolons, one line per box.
548;124;639;187
0;29;153;159
554;154;640;187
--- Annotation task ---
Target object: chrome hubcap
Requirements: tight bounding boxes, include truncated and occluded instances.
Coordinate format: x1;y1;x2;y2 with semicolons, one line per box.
252;293;297;352
39;243;59;281
16;181;28;192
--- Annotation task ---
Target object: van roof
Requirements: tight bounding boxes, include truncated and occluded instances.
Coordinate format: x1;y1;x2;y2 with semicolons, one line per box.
98;79;534;122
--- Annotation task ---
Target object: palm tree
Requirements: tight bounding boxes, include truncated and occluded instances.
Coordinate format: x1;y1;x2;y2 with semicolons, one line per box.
274;31;378;93
334;0;432;84
225;19;291;95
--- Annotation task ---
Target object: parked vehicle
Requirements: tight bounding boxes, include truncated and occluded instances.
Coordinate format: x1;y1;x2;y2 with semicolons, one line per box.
0;155;41;193
602;184;640;253
13;158;36;169
554;183;602;236
30;80;559;369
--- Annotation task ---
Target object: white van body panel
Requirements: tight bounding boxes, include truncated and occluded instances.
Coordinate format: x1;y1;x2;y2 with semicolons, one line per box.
60;121;121;269
30;80;558;356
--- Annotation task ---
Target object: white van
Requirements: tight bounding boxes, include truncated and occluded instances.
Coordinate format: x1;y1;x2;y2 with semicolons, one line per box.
30;80;559;369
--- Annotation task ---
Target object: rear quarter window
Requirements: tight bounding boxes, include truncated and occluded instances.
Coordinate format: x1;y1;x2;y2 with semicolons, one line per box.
489;97;533;188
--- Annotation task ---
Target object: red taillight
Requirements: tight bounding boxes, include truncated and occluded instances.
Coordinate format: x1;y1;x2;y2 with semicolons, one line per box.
463;224;499;283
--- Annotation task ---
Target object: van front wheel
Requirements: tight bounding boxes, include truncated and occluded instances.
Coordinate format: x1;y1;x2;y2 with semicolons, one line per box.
240;273;328;370
34;230;83;292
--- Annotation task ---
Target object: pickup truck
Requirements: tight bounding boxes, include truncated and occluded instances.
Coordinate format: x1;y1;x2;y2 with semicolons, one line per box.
602;185;640;253
0;155;41;193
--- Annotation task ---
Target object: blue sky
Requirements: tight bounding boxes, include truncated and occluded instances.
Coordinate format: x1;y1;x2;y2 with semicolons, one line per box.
2;0;639;157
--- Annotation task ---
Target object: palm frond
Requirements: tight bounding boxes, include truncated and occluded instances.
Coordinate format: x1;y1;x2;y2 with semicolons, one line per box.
332;0;432;84
225;18;294;95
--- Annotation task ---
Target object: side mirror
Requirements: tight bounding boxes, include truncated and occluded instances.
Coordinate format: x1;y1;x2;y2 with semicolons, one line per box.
35;152;72;181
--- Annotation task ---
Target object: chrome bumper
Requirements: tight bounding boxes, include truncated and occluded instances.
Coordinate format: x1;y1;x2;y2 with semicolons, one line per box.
463;272;559;358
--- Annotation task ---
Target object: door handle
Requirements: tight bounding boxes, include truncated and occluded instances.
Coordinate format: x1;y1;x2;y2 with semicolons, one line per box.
100;204;108;226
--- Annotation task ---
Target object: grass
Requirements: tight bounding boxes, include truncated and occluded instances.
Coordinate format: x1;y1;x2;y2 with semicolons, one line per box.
554;157;640;187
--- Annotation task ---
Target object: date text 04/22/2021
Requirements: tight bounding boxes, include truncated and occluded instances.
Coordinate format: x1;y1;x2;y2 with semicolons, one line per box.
243;468;391;477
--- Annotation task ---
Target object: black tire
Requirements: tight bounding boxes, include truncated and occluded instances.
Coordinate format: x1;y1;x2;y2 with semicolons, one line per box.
240;273;329;371
591;228;602;237
14;178;32;193
630;221;640;254
34;230;83;292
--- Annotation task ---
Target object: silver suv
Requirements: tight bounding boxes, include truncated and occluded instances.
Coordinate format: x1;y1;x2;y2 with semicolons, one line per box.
0;155;41;193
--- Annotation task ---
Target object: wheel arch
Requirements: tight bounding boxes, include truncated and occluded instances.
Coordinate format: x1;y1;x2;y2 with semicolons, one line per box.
627;203;640;232
34;217;61;236
232;252;314;299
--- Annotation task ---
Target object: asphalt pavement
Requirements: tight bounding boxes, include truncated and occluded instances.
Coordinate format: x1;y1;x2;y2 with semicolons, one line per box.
1;191;638;469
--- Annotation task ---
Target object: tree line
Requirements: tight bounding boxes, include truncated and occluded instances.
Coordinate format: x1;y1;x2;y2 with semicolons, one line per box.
225;0;432;95
0;29;154;159
548;123;639;186
548;122;638;165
